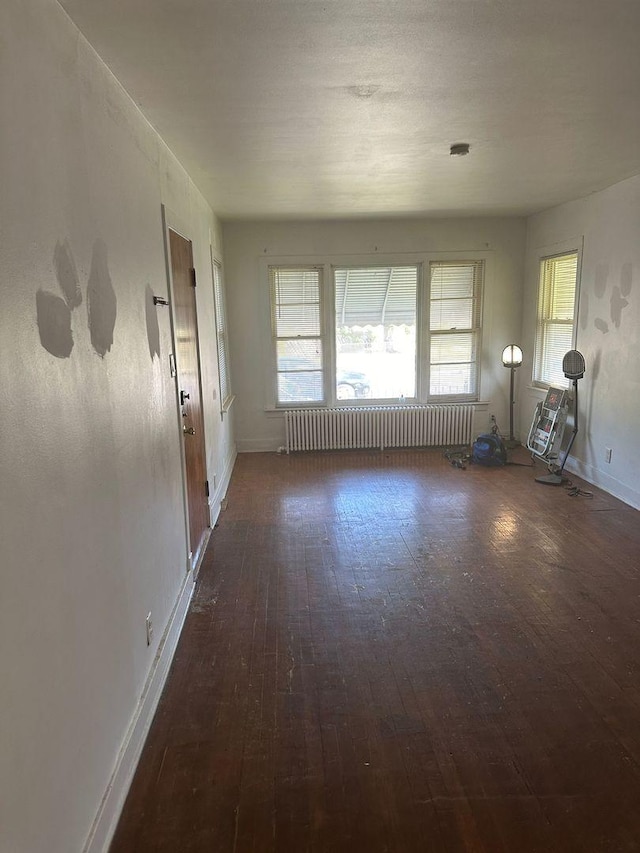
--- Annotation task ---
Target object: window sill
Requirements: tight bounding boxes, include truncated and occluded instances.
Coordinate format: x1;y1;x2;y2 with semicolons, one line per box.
220;394;236;418
527;383;568;394
265;400;489;415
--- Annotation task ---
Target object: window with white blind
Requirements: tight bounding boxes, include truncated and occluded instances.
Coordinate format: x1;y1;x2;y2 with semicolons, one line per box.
270;266;324;405
334;266;418;400
534;252;579;387
212;259;233;410
268;258;485;407
429;261;483;399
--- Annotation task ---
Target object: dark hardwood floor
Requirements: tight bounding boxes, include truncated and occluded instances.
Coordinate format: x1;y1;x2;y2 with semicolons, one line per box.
110;449;640;852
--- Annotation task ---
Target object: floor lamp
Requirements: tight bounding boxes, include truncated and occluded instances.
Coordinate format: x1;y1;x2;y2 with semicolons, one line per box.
502;344;523;448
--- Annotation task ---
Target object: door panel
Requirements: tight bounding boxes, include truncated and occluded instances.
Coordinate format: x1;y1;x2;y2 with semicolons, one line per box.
169;229;209;566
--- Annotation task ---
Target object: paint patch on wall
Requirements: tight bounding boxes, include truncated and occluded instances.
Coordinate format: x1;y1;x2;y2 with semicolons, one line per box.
36;290;74;358
593;261;631;334
610;286;628;329
145;284;161;360
594;263;609;298
54;240;82;309
87;239;117;357
580;290;589;330
620;262;633;298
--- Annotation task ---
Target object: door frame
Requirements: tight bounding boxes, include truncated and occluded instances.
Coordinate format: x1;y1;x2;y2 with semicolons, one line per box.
160;204;211;575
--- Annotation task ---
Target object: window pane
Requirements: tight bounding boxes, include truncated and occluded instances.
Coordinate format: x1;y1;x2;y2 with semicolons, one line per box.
277;339;322;370
431;332;476;364
334;266;417;400
541;254;578;321
271;267;321;337
276;339;323;404
274;303;320;337
430;363;475;396
272;269;320;304
430;264;476;300
539;324;573;386
278;371;323;403
551;285;576;319
430;298;473;331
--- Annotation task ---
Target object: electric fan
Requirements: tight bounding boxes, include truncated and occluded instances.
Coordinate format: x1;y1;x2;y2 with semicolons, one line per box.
531;350;586;485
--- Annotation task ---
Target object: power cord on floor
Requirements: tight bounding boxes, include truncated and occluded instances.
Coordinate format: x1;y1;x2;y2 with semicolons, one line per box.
564;481;593;498
444;449;470;470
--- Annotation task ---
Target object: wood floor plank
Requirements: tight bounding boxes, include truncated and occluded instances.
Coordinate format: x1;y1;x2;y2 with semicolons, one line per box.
110;449;640;852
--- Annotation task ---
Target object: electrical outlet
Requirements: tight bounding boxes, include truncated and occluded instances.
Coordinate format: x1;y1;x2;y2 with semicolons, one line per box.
146;613;153;646
605;447;612;464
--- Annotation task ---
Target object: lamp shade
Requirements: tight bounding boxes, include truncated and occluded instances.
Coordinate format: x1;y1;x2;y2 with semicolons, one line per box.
502;344;523;368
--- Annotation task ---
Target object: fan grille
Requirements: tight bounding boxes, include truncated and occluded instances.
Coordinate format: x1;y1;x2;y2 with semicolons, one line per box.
563;349;585;380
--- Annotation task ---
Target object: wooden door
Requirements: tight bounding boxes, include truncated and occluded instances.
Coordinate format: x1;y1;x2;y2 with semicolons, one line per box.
169;229;209;567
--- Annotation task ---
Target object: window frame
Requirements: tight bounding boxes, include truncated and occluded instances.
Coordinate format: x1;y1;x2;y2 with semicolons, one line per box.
270;264;326;408
427;260;484;403
533;249;581;389
332;262;421;406
211;254;234;414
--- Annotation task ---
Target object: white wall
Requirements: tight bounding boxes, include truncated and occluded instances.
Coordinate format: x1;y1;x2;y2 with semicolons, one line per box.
223;218;527;451
0;1;235;851
521;175;640;509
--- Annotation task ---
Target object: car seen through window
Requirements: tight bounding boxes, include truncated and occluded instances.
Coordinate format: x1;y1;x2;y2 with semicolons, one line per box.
278;357;370;403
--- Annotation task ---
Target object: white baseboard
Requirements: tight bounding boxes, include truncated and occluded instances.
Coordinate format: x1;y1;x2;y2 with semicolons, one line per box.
564;457;640;511
236;438;281;452
83;570;195;853
209;445;238;526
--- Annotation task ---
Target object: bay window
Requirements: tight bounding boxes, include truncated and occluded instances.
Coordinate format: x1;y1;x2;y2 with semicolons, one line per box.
269;258;484;407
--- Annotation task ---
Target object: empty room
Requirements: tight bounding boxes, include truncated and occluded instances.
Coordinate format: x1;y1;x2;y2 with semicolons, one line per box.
2;0;640;851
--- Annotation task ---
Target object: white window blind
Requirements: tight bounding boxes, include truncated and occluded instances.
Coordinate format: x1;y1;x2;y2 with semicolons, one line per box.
534;252;578;387
213;260;232;409
270;266;324;404
429;261;483;399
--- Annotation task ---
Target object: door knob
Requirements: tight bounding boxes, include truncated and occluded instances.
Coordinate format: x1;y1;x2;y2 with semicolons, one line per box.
183;426;196;435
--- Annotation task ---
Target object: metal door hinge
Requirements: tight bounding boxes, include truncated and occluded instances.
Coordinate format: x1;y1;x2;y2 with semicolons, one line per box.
190;268;197;288
205;480;210;497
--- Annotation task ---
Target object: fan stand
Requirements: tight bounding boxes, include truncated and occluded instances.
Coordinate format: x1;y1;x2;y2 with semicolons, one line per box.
535;470;566;486
535;378;579;486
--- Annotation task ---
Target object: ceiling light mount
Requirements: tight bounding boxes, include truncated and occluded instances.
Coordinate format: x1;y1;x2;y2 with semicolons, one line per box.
347;84;380;100
450;142;470;157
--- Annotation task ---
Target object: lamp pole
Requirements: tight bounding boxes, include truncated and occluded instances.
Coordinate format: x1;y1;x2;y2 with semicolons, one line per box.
508;364;516;443
501;344;522;448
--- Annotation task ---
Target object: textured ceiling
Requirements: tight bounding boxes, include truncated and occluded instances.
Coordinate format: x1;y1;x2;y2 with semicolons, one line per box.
59;0;640;220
